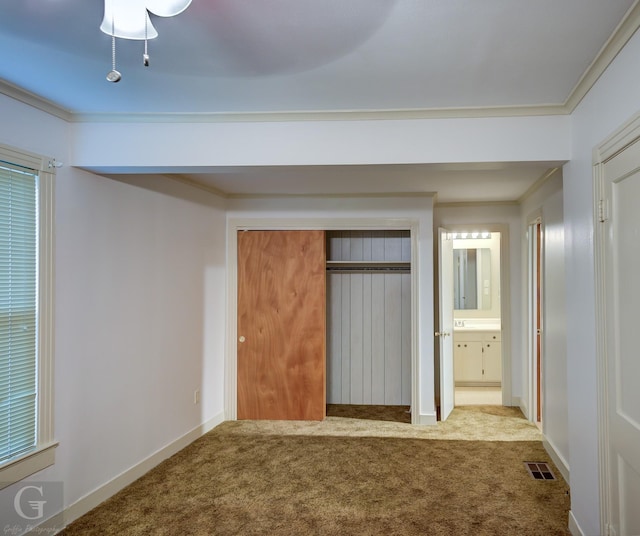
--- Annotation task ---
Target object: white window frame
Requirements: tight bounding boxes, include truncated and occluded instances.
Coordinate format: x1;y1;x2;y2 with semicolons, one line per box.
0;144;57;489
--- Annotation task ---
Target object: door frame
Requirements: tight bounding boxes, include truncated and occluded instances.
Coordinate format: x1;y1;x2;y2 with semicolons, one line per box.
225;217;420;423
435;223;511;407
593;110;640;536
526;211;543;425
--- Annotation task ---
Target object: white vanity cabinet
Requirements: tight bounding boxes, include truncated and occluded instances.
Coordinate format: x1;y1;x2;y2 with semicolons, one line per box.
453;331;501;385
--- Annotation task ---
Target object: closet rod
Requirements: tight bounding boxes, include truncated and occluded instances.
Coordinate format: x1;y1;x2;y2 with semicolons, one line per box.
326;261;410;273
326;266;410;274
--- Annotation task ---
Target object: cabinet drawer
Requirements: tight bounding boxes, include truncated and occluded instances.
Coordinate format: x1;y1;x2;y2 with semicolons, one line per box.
453;332;481;342
453;330;501;342
482;331;501;342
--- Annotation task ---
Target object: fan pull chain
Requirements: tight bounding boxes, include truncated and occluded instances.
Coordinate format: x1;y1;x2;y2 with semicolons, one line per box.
106;14;121;82
112;34;116;71
143;13;150;67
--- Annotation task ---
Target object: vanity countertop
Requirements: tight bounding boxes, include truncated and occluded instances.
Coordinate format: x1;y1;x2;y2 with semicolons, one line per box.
454;325;501;332
453;320;501;332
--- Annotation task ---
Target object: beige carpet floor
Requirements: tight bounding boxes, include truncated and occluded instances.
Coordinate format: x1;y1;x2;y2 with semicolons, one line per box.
254;404;543;442
60;406;568;536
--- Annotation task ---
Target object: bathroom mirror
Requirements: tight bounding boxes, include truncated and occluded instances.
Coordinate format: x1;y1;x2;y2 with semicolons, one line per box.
453;248;491;310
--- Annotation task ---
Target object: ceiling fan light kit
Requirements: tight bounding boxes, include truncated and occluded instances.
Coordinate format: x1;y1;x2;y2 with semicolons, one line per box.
100;0;192;82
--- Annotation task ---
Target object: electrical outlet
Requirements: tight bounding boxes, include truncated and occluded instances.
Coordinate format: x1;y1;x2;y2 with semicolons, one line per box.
194;389;200;404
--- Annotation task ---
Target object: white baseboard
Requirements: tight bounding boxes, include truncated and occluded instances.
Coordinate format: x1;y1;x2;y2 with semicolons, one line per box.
417;412;437;425
543;437;570;484
31;412;225;535
568;510;586;536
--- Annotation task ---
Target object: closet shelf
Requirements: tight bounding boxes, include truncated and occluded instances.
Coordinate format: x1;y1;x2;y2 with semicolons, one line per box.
326;261;410;273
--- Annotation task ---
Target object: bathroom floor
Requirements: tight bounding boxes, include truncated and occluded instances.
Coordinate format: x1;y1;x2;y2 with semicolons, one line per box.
455;386;502;406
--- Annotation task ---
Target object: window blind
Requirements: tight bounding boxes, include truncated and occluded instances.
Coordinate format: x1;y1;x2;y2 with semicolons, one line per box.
0;165;38;463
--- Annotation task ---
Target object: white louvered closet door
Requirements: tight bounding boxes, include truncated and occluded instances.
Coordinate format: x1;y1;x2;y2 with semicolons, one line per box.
326;231;411;405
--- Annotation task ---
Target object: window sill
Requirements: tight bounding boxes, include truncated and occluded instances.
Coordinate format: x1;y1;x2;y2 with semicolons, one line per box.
0;442;58;490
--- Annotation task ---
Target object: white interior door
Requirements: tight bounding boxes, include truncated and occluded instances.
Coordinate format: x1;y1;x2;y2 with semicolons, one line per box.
438;228;454;421
602;140;640;536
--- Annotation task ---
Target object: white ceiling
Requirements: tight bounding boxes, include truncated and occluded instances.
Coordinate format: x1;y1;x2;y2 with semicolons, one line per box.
100;161;563;202
0;0;635;115
169;162;560;202
1;0;636;200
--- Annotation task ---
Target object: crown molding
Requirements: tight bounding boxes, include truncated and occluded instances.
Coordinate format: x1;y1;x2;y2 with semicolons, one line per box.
517;166;563;204
69;104;567;124
564;0;640;112
170;174;229;198
0;79;72;121
0;82;565;124
435;200;519;208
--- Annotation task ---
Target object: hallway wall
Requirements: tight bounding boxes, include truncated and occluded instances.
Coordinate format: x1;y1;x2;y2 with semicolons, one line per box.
521;171;569;479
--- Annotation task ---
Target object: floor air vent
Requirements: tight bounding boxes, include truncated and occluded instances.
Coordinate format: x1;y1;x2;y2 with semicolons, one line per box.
524;462;556;480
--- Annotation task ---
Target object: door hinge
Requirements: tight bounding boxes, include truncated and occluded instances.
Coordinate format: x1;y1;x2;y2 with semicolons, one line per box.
599;198;609;223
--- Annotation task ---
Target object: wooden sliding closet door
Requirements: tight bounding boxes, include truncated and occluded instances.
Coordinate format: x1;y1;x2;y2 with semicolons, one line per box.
237;230;326;420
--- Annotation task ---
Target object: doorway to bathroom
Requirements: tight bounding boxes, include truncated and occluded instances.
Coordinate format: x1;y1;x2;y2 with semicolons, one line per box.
451;231;502;407
436;224;509;420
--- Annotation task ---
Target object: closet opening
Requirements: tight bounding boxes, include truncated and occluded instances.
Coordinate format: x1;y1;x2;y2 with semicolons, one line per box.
325;230;412;424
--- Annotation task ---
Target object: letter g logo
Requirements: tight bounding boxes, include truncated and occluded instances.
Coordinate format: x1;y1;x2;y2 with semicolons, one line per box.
14;485;47;520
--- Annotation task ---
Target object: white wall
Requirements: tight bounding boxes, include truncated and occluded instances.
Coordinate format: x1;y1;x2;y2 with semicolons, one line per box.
70;115;571;169
542;188;569;471
434;204;521;405
226;195;435;423
0;94;70;166
53;172;226;505
563;26;640;536
520;172;569;478
0;95;227;529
